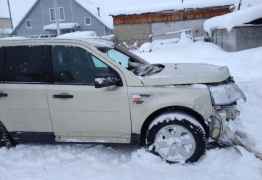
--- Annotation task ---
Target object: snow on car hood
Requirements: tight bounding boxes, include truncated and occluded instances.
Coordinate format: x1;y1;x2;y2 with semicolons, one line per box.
141;63;231;86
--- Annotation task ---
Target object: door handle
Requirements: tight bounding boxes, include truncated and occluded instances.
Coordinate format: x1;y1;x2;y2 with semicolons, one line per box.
53;93;74;99
0;92;8;98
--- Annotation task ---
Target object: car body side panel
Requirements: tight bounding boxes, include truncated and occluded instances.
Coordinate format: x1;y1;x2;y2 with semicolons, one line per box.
0;84;53;132
128;85;214;134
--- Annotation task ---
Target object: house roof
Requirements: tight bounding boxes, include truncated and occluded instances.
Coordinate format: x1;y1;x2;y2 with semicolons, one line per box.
0;0;112;29
204;4;262;33
0;0;112;31
75;0;113;29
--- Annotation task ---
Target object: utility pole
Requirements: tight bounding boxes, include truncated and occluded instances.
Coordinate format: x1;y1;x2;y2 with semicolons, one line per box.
53;0;60;36
6;0;13;30
238;0;242;10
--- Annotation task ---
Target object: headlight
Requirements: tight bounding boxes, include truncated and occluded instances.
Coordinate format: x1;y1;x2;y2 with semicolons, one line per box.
209;83;247;105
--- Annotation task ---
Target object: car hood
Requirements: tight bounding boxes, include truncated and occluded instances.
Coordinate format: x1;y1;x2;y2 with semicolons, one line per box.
140;63;231;86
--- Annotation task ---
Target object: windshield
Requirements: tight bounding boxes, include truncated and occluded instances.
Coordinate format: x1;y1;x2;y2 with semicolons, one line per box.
98;47;164;76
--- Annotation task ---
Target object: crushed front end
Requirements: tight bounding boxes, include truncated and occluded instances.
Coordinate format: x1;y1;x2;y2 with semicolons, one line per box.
207;79;247;144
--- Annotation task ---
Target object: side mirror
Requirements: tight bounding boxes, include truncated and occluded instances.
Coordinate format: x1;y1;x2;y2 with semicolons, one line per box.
94;76;122;88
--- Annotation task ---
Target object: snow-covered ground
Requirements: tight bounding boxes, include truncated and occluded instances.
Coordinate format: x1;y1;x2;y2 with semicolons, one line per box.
1;39;262;180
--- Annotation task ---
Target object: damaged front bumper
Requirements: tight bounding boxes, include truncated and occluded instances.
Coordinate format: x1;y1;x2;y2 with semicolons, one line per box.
208;82;246;143
209;105;240;143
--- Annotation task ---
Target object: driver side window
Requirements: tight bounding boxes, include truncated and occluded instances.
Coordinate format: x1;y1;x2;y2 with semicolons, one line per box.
52;46;94;85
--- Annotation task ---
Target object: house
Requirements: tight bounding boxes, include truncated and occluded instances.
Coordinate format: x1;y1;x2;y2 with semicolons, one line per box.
0;17;11;29
0;17;12;37
8;0;112;37
204;5;262;51
111;1;235;46
0;0;12;37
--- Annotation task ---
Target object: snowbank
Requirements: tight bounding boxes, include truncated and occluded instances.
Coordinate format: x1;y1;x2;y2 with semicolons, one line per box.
204;4;262;33
57;31;98;39
1;144;261;180
43;23;79;31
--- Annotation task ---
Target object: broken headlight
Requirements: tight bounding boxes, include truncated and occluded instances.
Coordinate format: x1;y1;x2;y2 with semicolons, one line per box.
209;83;247;106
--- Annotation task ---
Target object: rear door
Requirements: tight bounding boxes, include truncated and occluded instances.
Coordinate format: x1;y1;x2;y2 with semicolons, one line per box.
48;46;131;143
0;48;3;81
0;46;53;141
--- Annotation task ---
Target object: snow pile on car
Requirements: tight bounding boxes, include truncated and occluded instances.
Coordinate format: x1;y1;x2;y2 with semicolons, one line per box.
57;31;98;39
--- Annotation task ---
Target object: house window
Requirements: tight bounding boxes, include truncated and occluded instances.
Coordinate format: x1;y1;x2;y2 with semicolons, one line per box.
49;8;56;21
85;17;92;25
26;20;32;29
59;7;65;21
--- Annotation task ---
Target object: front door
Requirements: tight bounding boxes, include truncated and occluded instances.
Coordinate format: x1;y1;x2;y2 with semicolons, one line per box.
48;46;131;143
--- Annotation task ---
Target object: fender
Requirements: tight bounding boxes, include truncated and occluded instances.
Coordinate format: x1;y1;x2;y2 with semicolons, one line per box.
129;85;214;144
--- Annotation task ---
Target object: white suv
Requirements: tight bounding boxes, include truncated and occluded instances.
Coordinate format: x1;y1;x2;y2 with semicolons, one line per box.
0;38;246;163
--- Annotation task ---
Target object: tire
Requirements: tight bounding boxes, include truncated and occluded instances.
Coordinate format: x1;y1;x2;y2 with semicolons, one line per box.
0;121;14;148
146;112;206;163
0;128;5;147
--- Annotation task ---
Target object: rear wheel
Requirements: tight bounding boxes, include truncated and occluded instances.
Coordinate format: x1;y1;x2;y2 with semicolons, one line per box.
0;122;14;148
146;112;206;163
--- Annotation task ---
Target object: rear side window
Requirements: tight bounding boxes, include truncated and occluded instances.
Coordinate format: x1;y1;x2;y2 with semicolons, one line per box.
5;46;52;83
52;46;94;84
0;48;4;81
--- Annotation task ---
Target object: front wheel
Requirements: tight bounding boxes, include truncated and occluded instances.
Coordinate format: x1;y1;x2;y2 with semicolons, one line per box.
146;112;206;163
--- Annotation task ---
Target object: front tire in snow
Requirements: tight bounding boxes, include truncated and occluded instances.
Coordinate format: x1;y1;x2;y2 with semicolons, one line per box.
146;112;206;163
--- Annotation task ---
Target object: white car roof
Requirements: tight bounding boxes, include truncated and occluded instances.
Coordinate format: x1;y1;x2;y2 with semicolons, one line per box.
0;37;114;48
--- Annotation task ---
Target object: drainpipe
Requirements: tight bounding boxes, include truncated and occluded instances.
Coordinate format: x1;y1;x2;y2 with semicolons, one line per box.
6;0;13;30
53;0;60;36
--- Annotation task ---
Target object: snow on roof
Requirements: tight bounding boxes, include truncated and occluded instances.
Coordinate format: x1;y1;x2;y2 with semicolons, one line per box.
56;31;114;47
75;0;113;29
204;4;262;33
43;23;80;31
109;0;236;16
